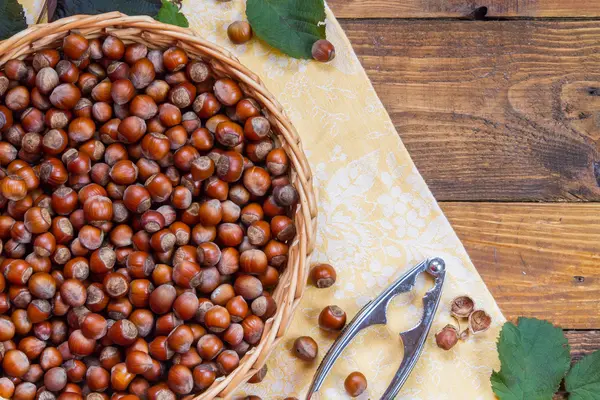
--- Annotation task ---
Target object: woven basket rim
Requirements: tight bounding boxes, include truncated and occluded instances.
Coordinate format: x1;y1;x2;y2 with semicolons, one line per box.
0;12;318;400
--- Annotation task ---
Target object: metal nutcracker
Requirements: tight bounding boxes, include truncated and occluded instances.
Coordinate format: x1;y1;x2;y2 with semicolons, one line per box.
307;258;446;400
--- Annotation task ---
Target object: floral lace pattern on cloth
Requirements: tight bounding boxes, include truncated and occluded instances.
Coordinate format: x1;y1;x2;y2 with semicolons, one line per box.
18;0;505;398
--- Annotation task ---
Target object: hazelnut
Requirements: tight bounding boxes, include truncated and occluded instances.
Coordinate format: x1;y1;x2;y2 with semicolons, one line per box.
125;350;153;374
213;78;242;106
63;34;89;60
469;310;492;334
130;58;156;89
318;305;347;331
310;263;337;288
36;67;60;95
50;83;81;110
312;39;336;62
450;295;475;318
111;79;135;105
0;42;301;394
163;47;188;72
102;36;125;60
227;21;253;44
344;371;367;397
3;350;31;378
435;324;459;350
168;364;193;395
293;336;318;361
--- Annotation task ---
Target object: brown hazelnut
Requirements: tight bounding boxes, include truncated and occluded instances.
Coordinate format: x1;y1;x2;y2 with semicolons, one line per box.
435;324;459;350
251;294;277;320
130;58;156;89
102;36;125;60
50;83;81;110
227;21;253;44
318;305;347;331
168;364;193;395
216;349;239;375
110;362;135;392
468;310;492;334
36;67;59;95
163;47;188;72
125;350;153;374
241;315;264;345
63;34;89;60
68;329;96;357
172;292;199;321
450;296;476;319
310;263;337;288
344;371;367;397
167;324;195;353
312;39;336;62
238;204;260;227
213;78;242;106
215;121;244;148
293;336;318;361
145;80;169;103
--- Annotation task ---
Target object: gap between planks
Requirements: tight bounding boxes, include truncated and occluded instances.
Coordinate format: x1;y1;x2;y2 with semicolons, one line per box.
440;202;600;329
340;18;600;201
329;0;600;19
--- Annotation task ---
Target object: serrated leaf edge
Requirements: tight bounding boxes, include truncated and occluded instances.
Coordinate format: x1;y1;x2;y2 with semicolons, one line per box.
246;0;326;59
155;0;189;28
491;317;571;400
0;0;28;41
565;349;600;399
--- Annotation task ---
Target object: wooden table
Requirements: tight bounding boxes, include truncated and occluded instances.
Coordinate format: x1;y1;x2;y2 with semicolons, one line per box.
329;0;600;366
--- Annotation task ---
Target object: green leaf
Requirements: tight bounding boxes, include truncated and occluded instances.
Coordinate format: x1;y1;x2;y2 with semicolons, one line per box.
53;0;162;21
155;0;189;28
246;0;326;59
0;0;27;41
565;350;600;400
490;317;571;400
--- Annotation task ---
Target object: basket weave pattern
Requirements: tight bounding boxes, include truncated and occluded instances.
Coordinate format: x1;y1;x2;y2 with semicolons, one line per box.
0;12;318;399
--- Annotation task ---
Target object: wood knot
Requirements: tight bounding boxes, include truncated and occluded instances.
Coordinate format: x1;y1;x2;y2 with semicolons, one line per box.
587;87;600;96
470;6;488;20
593;162;600;187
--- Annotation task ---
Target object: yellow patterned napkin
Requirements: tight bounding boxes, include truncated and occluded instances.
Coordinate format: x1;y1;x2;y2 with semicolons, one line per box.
20;0;506;398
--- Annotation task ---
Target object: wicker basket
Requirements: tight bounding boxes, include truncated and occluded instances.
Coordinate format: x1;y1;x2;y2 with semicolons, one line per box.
0;12;317;399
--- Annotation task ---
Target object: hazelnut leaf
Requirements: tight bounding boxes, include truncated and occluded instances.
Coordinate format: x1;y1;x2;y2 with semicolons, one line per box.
565;350;600;400
246;0;326;59
491;317;570;400
155;0;189;28
52;0;162;21
0;0;27;41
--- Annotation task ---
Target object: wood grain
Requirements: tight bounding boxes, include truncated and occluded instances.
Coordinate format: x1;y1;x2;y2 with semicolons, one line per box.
441;202;600;328
328;0;600;19
548;331;597;399
341;19;600;201
555;331;600;399
331;3;600;392
565;330;600;362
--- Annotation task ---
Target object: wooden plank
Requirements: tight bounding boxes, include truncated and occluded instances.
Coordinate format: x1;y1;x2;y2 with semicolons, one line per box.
329;0;600;19
565;330;600;362
552;331;597;399
342;19;600;201
440;202;600;329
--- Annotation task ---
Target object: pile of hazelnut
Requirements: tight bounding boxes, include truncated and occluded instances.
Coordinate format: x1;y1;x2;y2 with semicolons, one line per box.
0;32;301;399
435;296;492;351
241;264;366;400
